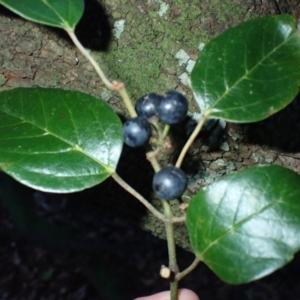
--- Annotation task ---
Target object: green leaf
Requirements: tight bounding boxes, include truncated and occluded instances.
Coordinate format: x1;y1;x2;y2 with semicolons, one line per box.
0;0;84;30
191;14;300;122
0;88;123;193
186;165;300;284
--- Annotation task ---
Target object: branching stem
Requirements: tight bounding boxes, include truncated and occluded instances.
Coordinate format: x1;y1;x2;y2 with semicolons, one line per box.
175;257;200;281
67;29;193;300
112;172;185;223
147;150;162;173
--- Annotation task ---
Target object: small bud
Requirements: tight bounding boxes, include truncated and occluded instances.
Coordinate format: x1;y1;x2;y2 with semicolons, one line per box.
160;265;171;279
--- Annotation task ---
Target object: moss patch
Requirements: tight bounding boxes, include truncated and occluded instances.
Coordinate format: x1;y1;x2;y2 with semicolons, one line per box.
99;0;259;105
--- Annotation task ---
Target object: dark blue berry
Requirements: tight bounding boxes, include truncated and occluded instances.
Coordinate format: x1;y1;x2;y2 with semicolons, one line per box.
135;93;162;118
153;166;187;200
122;116;151;147
157;91;188;125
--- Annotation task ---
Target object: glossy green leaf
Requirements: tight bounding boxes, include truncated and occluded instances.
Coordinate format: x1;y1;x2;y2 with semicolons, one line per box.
0;88;123;193
191;15;300;122
186;165;300;284
0;0;84;30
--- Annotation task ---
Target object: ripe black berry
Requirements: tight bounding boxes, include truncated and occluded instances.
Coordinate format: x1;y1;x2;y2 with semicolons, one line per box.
156;91;188;125
135;93;162;118
122;116;151;147
152;166;187;201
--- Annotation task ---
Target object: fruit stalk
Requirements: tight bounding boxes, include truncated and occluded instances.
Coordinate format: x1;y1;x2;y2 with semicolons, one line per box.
176;115;207;168
162;124;171;138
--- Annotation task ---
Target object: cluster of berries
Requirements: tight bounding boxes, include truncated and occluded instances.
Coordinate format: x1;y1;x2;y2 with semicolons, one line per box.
122;91;188;148
122;90;189;201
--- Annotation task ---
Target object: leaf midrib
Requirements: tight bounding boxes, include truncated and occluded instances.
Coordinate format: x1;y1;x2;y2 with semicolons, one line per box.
201;199;281;256
204;28;295;116
0;0;74;30
42;0;73;29
0;109;113;172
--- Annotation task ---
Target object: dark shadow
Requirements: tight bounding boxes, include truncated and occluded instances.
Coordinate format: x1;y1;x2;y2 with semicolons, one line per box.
243;92;300;152
0;4;22;18
75;0;112;51
74;142;154;223
0;142;156;299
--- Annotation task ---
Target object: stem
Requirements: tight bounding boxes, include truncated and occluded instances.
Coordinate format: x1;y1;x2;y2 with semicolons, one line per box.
66;30;137;118
148;118;163;136
170;281;178;300
67;30;189;299
162;201;179;300
111;172;164;221
162;124;171;137
172;216;186;224
163;201;178;272
175;115;207;168
112;172;184;224
175;257;200;281
66;28;194;300
116;82;137;117
66;30;113;90
146;148;162;173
